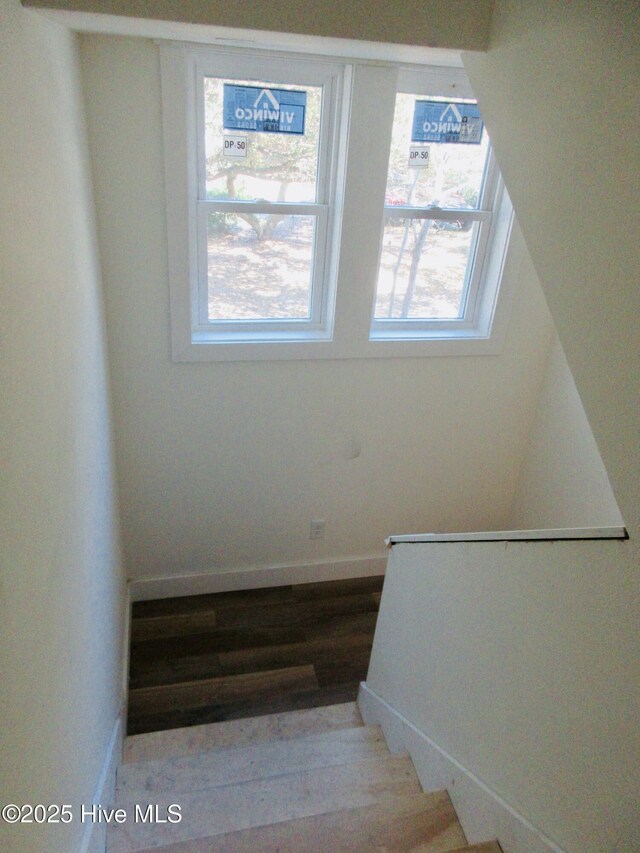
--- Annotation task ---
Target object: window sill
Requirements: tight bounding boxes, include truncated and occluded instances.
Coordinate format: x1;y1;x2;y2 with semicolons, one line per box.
171;330;509;362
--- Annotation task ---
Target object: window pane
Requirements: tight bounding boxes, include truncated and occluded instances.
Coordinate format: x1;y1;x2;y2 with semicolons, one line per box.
204;77;321;203
375;218;478;320
207;213;316;321
385;93;489;210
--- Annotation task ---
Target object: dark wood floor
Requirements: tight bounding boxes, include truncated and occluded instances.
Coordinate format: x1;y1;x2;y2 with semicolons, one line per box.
127;575;384;735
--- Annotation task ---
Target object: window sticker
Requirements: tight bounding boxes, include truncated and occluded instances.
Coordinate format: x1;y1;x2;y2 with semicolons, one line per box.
222;134;248;158
408;145;430;168
223;85;307;135
412;101;483;144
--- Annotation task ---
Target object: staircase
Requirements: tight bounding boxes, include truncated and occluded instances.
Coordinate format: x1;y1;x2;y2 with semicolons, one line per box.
108;702;501;852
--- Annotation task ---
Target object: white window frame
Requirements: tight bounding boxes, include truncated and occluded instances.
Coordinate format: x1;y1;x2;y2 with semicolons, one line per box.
161;43;349;359
370;68;510;342
161;45;515;362
192;51;345;343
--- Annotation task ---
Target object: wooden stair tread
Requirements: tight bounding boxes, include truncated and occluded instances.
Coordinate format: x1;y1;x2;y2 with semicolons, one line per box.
133;791;467;852
117;725;387;796
132;576;384;619
123;700;362;763
117;698;503;853
108;754;421;852
131;590;380;641
128;665;321;717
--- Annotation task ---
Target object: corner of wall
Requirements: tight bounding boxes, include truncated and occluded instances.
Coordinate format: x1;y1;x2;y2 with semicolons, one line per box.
507;332;624;530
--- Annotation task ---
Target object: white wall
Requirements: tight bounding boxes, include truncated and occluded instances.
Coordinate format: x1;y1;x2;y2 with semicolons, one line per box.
0;3;125;851
466;2;640;844
367;538;639;853
24;0;494;50
463;0;639;535
365;5;639;853
79;34;557;583
509;336;623;529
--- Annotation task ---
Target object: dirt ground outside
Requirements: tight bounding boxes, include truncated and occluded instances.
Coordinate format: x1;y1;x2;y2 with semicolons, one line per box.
207;214;471;321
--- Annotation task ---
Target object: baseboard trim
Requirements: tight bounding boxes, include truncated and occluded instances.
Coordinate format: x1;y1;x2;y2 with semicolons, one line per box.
129;554;387;601
121;583;132;736
358;683;566;853
78;710;124;853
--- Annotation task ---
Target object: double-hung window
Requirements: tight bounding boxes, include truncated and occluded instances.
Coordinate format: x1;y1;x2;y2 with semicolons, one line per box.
371;69;503;341
162;46;346;353
161;45;513;361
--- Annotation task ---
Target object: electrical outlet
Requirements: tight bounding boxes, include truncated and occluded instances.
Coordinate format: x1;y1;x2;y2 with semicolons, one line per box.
309;519;325;540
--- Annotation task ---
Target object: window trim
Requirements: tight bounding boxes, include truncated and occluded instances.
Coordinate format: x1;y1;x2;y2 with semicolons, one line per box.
193;202;331;341
161;43;515;362
370;72;504;341
174;47;347;343
370;175;513;343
